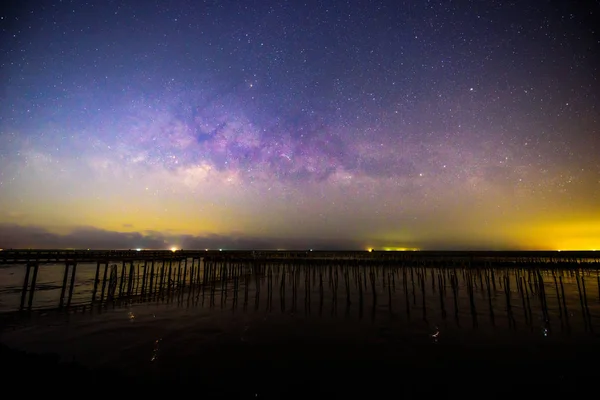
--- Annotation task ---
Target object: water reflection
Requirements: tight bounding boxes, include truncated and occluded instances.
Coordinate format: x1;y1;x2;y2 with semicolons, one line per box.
1;259;599;337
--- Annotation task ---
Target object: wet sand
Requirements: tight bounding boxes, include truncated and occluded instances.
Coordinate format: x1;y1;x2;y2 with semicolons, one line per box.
3;339;599;397
2;259;599;397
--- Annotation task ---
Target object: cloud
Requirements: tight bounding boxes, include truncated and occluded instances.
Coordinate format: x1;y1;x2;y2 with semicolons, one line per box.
0;224;362;250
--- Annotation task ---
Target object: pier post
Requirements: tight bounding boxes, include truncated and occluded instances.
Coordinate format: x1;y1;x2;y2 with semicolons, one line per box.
198;258;203;286
127;261;135;295
59;262;71;308
176;260;182;288
27;263;39;310
149;260;155;297
18;263;40;311
202;260;208;288
100;263;109;304
119;261;126;296
189;258;195;288
167;260;173;292
67;262;78;307
19;264;32;310
158;261;165;294
92;261;101;303
182;258;188;289
141;260;148;297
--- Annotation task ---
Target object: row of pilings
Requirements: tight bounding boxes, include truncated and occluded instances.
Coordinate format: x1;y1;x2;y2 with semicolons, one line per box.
17;257;266;311
165;260;597;334
12;256;599;334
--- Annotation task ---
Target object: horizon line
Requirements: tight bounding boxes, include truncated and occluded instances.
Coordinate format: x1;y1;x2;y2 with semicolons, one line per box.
1;248;598;253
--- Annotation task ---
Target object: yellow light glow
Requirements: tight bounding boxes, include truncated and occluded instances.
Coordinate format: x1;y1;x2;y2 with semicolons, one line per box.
499;217;600;251
171;247;178;252
382;247;419;251
3;165;599;250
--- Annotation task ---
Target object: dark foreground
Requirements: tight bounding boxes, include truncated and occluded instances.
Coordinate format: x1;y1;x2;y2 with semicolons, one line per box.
3;340;598;398
2;258;599;397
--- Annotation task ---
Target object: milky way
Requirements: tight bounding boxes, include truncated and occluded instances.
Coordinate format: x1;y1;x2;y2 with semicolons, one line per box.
0;0;598;250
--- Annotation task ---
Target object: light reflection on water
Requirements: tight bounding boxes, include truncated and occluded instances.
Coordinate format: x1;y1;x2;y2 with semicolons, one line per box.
1;260;599;378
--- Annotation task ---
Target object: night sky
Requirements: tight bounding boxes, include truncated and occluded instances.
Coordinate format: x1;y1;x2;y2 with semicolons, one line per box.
1;0;598;250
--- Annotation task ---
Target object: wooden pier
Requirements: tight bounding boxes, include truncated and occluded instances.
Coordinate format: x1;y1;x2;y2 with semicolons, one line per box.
1;248;599;265
0;249;236;311
0;249;598;312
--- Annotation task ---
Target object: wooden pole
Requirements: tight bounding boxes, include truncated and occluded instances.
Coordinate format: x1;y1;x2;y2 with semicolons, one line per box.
59;262;70;308
27;264;39;310
19;264;31;310
92;261;101;303
66;262;77;307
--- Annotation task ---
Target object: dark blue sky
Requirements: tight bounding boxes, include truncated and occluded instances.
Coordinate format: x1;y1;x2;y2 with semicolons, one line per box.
1;0;598;250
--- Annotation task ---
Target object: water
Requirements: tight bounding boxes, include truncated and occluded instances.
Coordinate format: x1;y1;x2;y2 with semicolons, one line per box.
1;259;600;393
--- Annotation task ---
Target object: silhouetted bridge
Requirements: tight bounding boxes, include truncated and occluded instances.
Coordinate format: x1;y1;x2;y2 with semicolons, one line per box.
2;249;600;265
0;249;263;311
1;249;598;312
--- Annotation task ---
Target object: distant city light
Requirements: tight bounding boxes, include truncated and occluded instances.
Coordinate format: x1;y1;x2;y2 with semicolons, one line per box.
171;247;178;252
136;248;141;251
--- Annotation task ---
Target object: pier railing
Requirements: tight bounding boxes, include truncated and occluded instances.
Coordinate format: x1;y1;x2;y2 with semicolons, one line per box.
1;249;599;265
